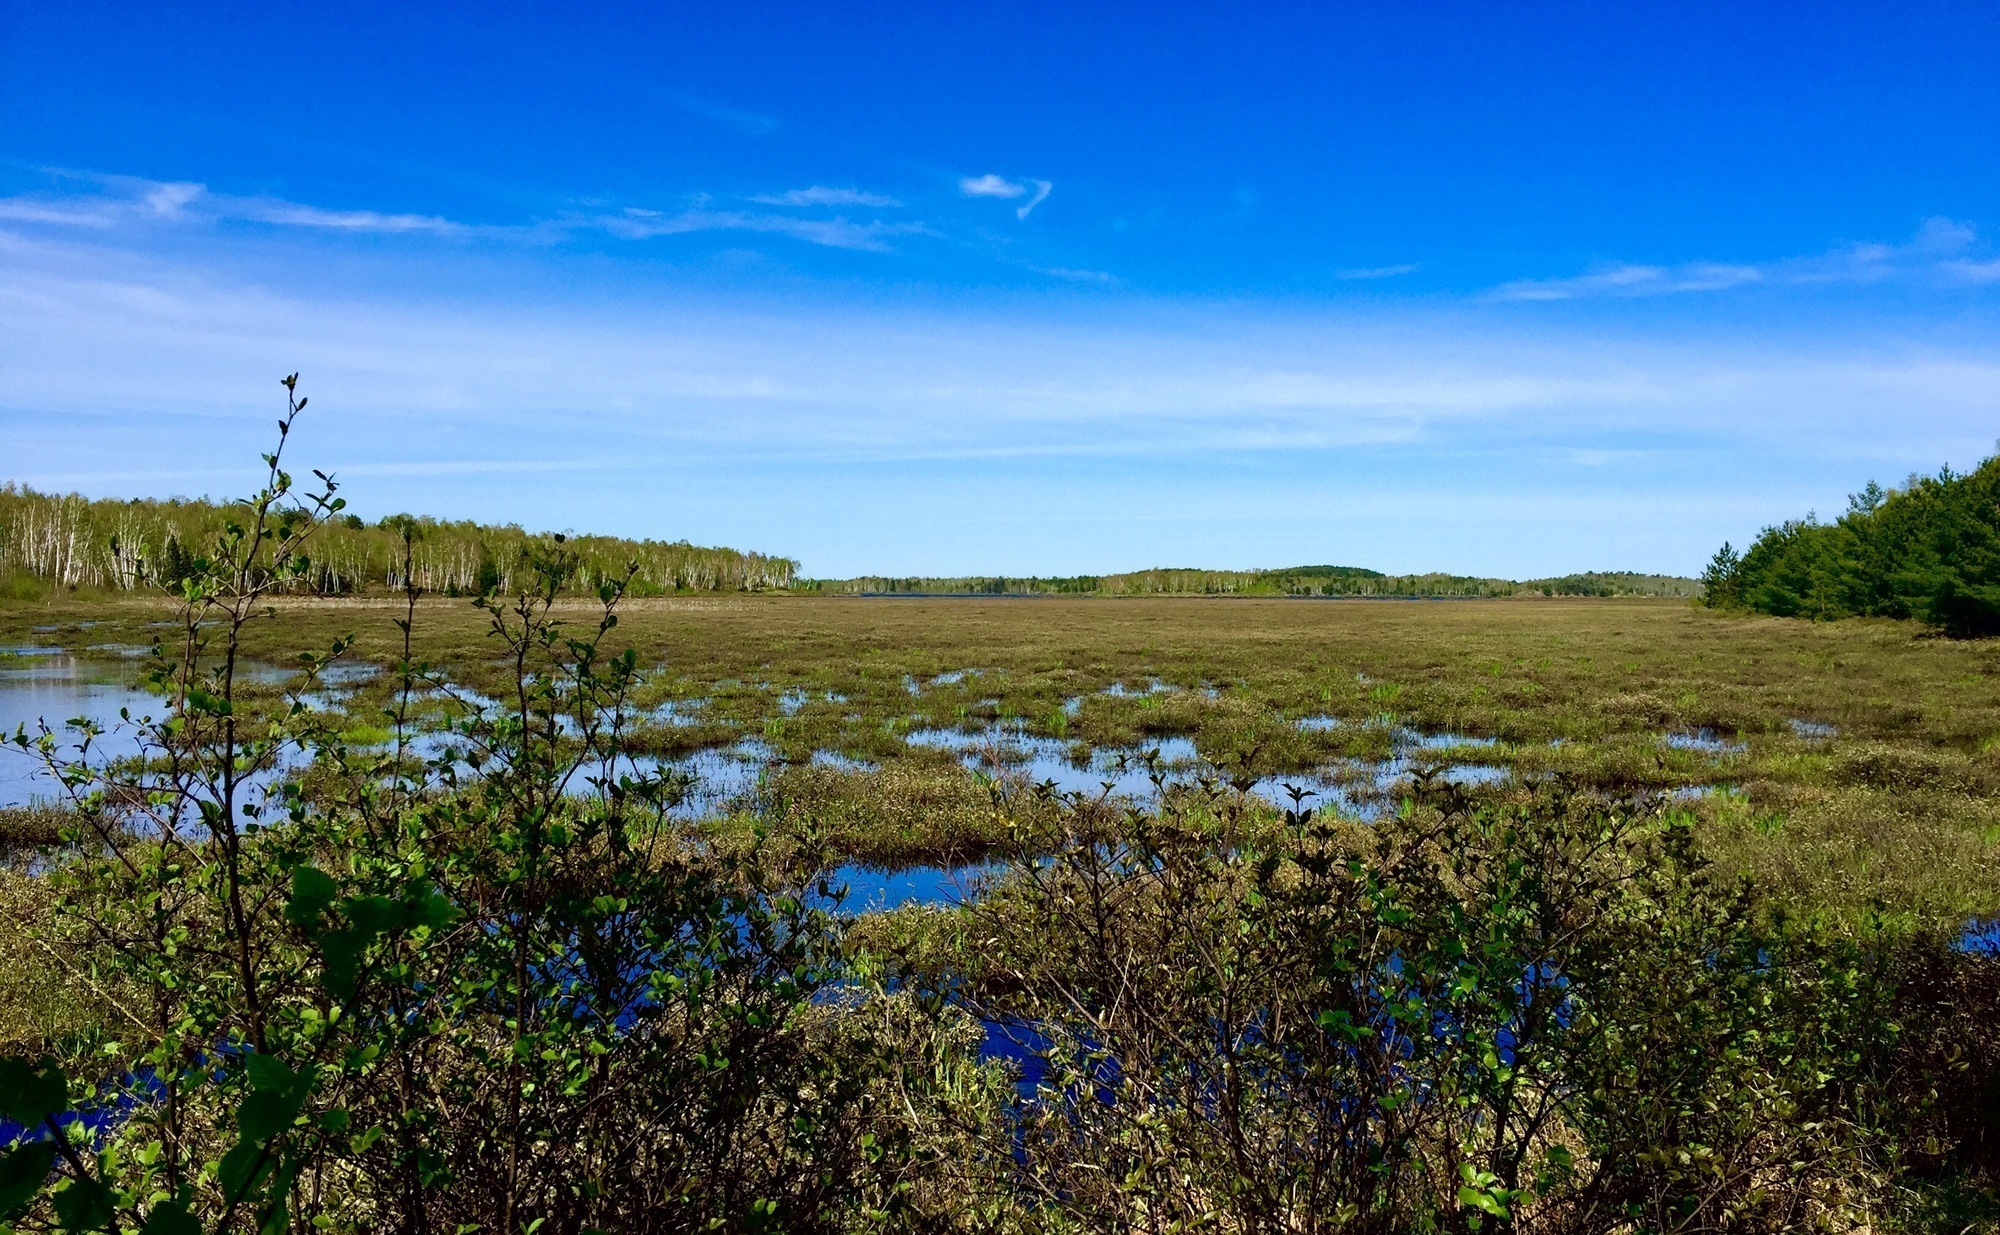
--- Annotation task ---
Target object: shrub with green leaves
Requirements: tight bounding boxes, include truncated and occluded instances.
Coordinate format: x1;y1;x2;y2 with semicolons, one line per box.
0;379;945;1233
940;778;1914;1232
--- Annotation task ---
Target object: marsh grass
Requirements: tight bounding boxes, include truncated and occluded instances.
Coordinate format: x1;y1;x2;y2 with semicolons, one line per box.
6;595;2000;923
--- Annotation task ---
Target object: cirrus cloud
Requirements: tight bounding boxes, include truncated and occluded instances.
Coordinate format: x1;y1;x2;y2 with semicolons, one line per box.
750;185;902;208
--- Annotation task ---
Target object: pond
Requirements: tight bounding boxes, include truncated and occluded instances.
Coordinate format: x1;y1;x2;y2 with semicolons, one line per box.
826;862;1000;911
0;650;158;808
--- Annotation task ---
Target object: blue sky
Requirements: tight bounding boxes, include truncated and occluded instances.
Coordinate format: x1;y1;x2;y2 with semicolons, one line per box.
2;1;1998;577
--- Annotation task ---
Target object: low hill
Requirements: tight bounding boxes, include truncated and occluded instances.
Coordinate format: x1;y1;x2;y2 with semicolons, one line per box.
803;567;1699;598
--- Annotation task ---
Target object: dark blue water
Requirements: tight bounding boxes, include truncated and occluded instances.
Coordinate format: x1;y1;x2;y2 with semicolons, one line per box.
1958;918;2000;955
827;862;999;911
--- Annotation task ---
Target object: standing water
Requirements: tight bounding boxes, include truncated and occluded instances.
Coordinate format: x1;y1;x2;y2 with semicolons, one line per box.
0;651;159;808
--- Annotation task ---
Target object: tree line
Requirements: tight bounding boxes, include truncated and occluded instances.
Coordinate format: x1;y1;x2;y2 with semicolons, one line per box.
0;485;797;598
1703;453;2000;636
807;567;1698;598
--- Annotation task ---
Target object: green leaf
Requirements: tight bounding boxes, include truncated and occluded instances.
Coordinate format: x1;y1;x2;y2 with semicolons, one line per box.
0;1056;68;1127
0;1141;56;1219
343;896;404;939
285;866;338;931
1457;1185;1508;1218
320;929;365;1000
409;888;456;934
218;1139;273;1204
256;1181;289;1235
52;1174;115;1231
139;1201;202;1235
236;1087;306;1142
243;1054;297;1096
1314;1009;1361;1042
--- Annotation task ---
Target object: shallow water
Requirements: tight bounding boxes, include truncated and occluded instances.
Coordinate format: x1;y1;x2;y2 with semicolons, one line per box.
1248;771;1383;820
1396;728;1498;751
905;713;1526;818
1664;728;1747;755
1788;719;1838;740
907;725;1203;800
1957;918;2000;955
826;862;999;911
1667;783;1738;801
809;749;876;771
646;697;710;726
0;652;159;807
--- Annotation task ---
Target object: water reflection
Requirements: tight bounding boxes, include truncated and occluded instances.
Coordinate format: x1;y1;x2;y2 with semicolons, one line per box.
0;652;158;807
826;862;999;911
1664;728;1748;755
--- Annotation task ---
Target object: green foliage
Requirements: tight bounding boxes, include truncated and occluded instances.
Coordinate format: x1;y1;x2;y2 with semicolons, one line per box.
933;779;1926;1230
0;481;795;598
1705;454;2000;635
0;379;934;1232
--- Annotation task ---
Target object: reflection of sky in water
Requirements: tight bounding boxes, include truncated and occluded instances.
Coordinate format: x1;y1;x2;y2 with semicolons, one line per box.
1788;719;1838;740
1667;783;1737;801
809;749;875;771
0;652;159;807
1396;728;1497;751
906;726;1204;800
4;658;1541;820
1664;728;1747;755
825;862;999;911
900;719;1523;819
901;712;1532;818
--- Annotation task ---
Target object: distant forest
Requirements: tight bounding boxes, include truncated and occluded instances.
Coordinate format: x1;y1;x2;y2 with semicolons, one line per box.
0;484;1701;603
1703;455;2000;636
804;566;1701;598
0;486;798;597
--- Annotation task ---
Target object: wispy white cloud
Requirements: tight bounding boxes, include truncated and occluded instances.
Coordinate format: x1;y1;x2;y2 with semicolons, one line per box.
1335;263;1419;281
1492;261;1764;301
594;207;928;251
1945;259;2000;284
0;174;467;237
750;186;901;208
6;229;1999;575
234;200;465;235
1014;180;1052;219
142;182;204;216
1491;218;1993;301
1028;264;1119;284
0;197;125;228
0;173;925;252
